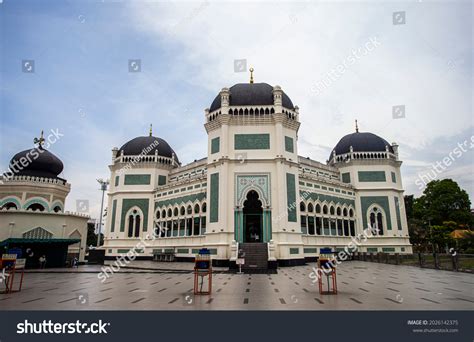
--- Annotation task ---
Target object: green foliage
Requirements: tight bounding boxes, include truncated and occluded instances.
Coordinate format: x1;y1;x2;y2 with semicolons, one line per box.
429;225;454;252
407;179;473;252
413;179;472;226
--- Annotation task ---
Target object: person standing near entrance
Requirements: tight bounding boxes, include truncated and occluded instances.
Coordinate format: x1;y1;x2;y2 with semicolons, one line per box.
39;255;46;269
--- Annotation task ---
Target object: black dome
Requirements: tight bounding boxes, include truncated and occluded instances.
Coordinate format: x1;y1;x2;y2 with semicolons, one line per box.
209;83;294;112
9;147;64;180
119;136;179;162
330;132;394;160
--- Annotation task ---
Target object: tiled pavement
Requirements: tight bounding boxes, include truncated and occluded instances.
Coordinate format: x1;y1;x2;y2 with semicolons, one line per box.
1;261;473;310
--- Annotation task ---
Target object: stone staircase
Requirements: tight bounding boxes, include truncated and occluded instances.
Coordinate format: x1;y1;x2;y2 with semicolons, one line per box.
239;243;268;273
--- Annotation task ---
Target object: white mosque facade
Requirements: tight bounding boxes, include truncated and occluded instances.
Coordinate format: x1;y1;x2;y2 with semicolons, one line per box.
103;78;412;268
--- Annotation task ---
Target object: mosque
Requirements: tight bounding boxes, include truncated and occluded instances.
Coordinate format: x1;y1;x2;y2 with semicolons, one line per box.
102;70;412;269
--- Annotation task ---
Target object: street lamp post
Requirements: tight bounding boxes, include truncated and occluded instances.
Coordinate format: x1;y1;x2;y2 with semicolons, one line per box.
97;178;109;247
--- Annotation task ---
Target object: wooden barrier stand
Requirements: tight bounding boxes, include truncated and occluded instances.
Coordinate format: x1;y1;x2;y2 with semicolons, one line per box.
194;249;212;295
0;254;26;294
317;248;338;295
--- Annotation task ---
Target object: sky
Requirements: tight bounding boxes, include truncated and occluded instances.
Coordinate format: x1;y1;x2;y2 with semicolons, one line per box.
0;0;473;221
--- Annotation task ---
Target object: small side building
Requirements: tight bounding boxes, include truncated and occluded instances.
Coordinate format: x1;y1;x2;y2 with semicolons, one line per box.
0;135;89;268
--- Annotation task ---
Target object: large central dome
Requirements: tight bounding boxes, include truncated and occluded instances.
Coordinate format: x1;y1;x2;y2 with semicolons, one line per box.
209;83;294;112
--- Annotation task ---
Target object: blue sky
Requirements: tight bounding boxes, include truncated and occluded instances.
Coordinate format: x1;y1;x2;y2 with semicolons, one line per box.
1;0;473;219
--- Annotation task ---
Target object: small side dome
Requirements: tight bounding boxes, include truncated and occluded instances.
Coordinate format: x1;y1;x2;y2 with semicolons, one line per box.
330;131;394;161
209;82;294;112
118;135;179;163
9;147;64;180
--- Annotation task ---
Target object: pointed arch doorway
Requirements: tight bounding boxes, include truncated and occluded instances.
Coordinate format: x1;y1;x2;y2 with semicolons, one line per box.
243;190;263;242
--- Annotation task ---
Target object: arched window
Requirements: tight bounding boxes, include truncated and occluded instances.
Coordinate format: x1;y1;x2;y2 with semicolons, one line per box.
336;207;341;216
368;206;384;235
162;209;166;218
323;205;328;215
156;210;160;219
173;207;179;216
194;204;200;214
167;208;172;217
343;208;348;217
3;202;18;210
53;206;62;213
307;203;314;213
349;208;354;217
187;205;192;215
180;206;185;216
330;206;335;215
300;202;306;212
315;204;321;214
202;203;207;213
27;203;45;212
127;208;142;238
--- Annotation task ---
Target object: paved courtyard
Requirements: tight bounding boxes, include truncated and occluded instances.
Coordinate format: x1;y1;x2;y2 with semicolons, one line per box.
1;261;473;310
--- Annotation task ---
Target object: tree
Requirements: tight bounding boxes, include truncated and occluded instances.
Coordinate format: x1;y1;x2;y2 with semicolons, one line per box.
429;225;454;253
413;179;472;226
404;194;414;220
86;221;104;248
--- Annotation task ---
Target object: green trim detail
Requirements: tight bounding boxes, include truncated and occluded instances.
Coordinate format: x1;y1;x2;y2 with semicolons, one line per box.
341;172;351;183
367;247;378;253
124;174;151;185
286;173;297;222
177;248;189;254
360;196;392;230
117;249;130;253
0;197;21;209
211;137;220;154
382;247;395;252
284;136;294;153
155;192;206;208
111;200;117;232
289;248;299;255
120;198;149;232
304;248;317;253
158;175;167;186
299;191;355;207
358;171;386;182
23;198;50;211
234;134;270;150
394;196;402;230
210;173;219;222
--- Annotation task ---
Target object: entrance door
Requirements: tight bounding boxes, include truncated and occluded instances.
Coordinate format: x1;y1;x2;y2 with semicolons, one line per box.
243;190;263;242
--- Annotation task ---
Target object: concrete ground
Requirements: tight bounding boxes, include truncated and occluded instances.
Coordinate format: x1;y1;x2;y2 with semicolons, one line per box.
1;261;473;310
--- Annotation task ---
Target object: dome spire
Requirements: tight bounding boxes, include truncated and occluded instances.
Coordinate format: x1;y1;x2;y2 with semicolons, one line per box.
249;67;254;84
355;119;359;133
33;130;45;148
149;124;153;137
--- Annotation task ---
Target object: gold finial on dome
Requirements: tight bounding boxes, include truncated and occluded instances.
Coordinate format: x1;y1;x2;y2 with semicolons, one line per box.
355;119;359;133
33;130;45;148
149;124;153;137
249;67;254;84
